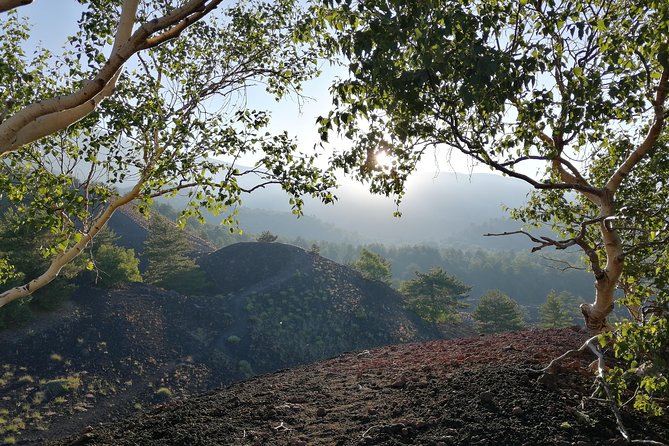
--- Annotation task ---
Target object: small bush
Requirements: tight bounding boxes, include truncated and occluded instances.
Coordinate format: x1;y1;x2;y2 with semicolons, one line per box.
43;376;81;397
18;375;33;384
226;335;241;344
3;437;16;445
155;387;173;399
238;360;254;377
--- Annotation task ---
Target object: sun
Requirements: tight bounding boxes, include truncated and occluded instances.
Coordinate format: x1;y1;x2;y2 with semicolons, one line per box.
374;150;393;172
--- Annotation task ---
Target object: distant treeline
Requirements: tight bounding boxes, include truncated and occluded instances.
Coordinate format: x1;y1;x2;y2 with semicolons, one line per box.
151;202;594;313
289;238;593;309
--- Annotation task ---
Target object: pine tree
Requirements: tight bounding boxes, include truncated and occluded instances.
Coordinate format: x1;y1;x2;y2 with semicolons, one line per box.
399;268;470;323
473;290;525;333
539;290;574;328
351;248;392;284
143;215;205;294
256;231;278;243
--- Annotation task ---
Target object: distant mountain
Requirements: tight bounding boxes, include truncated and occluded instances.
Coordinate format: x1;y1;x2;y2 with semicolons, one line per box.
155;171;538;248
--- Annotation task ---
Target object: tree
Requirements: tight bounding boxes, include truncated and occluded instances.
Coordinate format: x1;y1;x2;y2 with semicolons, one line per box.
351;248;392;284
143;215;205;294
316;0;668;331
94;245;142;288
539;290;575;329
0;210;81;314
399;267;470;323
256;231;279;243
0;0;335;308
315;0;669;414
473;290;525;334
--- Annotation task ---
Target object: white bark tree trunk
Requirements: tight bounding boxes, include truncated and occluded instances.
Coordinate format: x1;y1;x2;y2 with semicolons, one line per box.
0;177;146;308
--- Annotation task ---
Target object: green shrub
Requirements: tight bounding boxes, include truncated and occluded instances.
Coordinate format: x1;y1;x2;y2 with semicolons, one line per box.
43;376;81;397
238;360;254;378
94;244;142;287
226;335;241;344
155;387;173;399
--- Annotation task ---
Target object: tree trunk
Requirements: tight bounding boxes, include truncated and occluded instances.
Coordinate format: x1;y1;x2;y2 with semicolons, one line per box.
580;190;624;331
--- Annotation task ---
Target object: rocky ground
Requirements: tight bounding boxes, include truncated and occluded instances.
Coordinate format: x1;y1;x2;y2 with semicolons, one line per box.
51;327;668;446
0;243;445;445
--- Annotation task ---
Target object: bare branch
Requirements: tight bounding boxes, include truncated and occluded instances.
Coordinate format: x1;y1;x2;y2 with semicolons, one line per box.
538;254;587;272
484;217;603;253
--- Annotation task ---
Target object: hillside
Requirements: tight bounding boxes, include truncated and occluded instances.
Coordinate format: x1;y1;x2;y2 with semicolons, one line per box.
0;243;443;444
107;205;216;270
52;327;669;446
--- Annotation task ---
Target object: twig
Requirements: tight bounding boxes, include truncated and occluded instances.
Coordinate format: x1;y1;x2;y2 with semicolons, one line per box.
272;421;290;431
518;335;600;373
361;425;380;439
585;338;630;442
528;336;669;446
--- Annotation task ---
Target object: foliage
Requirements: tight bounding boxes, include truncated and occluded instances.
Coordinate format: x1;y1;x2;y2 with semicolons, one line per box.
93;244;142;288
143;214;206;294
313;0;669;413
473;290;525;334
0;211;79;325
350;248;392;284
289;238;592;311
155;387;173;399
539;290;577;328
0;0;336;307
399;267;470;323
153;202;251;248
256;231;278;243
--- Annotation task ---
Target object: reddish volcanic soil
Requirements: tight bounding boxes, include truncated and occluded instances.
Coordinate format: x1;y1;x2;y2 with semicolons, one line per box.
51;327;668;446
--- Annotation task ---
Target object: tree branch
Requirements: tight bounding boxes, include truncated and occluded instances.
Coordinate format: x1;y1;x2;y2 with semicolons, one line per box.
484;217;603;253
0;0;225;156
0;0;32;13
0;173;148;308
0;0;140;154
606;61;669;193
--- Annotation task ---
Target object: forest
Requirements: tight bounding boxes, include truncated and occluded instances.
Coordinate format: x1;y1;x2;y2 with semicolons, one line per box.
0;0;668;444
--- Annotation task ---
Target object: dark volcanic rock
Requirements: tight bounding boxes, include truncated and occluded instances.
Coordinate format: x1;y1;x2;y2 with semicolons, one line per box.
1;242;447;444
199;242;442;374
50;328;669;446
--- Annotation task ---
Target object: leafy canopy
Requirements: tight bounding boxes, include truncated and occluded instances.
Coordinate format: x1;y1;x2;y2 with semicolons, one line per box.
312;0;669;414
0;0;336;306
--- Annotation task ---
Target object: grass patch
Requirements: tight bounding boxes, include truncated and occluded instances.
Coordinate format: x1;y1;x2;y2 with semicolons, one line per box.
155;387;173;399
17;375;33;384
43;376;81;397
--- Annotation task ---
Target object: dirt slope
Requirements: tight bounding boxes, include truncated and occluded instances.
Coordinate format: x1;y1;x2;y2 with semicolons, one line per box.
52;327;669;446
0;243;445;444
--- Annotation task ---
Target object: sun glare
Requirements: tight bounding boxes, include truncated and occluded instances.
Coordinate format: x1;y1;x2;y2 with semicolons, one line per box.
375;151;393;172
